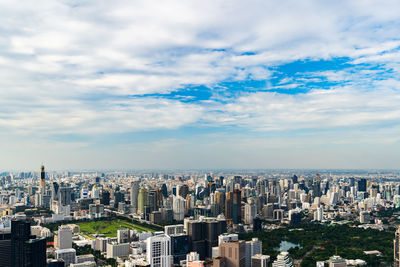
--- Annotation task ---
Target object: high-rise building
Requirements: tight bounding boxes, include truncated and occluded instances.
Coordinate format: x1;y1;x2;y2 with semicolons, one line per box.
395;227;400;267
245;238;262;267
131;180;140;213
170;233;189;264
0;229;11;267
138;189;148;214
173;195;185;221
219;240;246;267
55;248;77;266
358;179;367;192
11;220;46;267
57;225;73;249
225;192;233;221
52;182;60;201
101;190;110;205
146;233;172;267
232;189;242;224
187;219;227;260
59;187;72;206
245;202;256;225
40;165;46;193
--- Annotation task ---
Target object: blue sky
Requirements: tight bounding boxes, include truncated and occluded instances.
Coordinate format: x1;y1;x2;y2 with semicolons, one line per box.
1;0;400;170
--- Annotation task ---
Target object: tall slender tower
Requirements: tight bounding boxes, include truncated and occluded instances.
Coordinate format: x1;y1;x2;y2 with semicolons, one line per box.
40;165;46;193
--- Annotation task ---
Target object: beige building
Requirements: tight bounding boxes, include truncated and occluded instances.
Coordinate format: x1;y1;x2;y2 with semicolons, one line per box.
219;240;246;267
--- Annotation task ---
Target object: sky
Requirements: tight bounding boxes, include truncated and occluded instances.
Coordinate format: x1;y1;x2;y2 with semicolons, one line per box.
1;0;400;170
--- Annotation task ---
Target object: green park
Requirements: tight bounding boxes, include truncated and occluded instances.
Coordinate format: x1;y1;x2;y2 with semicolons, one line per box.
77;218;157;238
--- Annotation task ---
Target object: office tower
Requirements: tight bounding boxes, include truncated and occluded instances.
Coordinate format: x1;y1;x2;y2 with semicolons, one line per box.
178;184;189;198
233;189;242;224
26;238;47;267
52;182;60;201
11;220;31;266
314;207;323;222
11;220;46;267
89;204;105;219
101;190;110;205
215;190;225;215
113;191;124;209
57;225;73;249
245;202;256;225
106;242;130;259
328;255;346;267
187;219;227;260
173;195;185;221
292;175;298;184
395;226;400;267
245;238;262;267
117;229;131;243
148;189;158;212
272;252;294;267
146;233;172;267
130;180;140;213
170;233;189;264
40;165;46;193
161;184;168;198
55;248;77;266
252;254;270;267
225;192;233;221
138;189;148;214
219;240;246;267
288;210;301;225
0;229;11;267
358;179;367;192
59;187;72;206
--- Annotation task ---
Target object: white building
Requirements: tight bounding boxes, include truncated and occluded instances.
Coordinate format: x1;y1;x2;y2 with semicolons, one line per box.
314;207;323;222
57;225;73;249
106;242;130;259
55;248;76;267
272;251;294;267
172;196;185;221
328;255;347;267
245;203;256;225
164;224;184;235
218;233;238;245
146;233;172;267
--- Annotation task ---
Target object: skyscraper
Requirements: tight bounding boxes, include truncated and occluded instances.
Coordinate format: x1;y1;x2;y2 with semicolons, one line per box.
219;240;246;267
40;165;46;193
146;233;172;267
232;189;242;224
11;220;46;267
130;180;140;213
56;225;72;249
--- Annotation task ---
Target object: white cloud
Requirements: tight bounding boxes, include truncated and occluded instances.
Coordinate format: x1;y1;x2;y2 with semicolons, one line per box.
0;0;400;169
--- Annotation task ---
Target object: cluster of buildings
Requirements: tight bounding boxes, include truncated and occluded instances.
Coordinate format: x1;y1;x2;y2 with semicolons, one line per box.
0;167;400;266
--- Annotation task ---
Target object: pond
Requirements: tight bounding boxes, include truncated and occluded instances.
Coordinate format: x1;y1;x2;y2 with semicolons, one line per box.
275;240;302;252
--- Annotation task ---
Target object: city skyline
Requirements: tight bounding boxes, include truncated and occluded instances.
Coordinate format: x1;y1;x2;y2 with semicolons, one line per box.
1;1;400;169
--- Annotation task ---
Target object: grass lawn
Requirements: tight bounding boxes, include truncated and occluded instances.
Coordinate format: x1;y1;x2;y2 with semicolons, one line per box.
77;219;156;237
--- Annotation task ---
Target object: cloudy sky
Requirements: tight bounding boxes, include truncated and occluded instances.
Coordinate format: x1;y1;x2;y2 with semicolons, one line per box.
1;0;400;170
